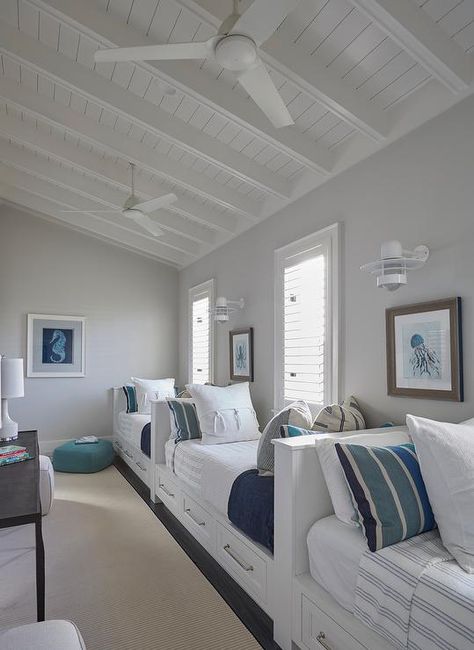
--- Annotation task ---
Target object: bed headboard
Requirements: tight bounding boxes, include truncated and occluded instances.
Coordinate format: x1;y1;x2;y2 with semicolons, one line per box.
271;426;408;648
111;386;125;436
151;397;194;464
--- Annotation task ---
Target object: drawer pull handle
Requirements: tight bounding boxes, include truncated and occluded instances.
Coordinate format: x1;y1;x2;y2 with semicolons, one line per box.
136;461;146;471
124;449;133;459
185;508;206;526
159;483;175;498
223;544;254;572
316;632;332;650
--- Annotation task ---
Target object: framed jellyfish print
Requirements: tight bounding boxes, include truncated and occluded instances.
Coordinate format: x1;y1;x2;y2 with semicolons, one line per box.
229;328;254;382
386;298;463;401
27;314;86;377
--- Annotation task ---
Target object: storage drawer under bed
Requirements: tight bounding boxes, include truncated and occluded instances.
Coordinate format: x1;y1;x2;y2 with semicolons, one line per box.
182;492;215;552
216;523;267;604
114;438;149;479
301;595;366;650
156;467;181;516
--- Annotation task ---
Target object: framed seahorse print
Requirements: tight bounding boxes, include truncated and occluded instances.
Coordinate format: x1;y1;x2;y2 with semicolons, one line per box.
386;298;463;401
229;327;254;382
27;314;86;377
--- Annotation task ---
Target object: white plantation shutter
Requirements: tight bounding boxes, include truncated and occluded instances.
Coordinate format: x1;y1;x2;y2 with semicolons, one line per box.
284;255;326;404
275;225;339;410
188;280;214;385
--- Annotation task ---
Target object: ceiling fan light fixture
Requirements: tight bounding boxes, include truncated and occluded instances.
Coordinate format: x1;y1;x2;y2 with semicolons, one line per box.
92;0;297;128
215;35;258;71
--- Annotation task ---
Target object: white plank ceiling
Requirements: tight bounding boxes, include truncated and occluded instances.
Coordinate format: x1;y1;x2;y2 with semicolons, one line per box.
0;0;473;267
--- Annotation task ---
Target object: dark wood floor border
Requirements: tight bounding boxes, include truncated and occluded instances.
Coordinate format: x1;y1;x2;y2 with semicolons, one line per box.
114;457;280;650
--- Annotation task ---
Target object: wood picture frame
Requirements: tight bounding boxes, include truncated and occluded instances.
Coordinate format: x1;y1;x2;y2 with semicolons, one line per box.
386;297;463;401
229;328;254;382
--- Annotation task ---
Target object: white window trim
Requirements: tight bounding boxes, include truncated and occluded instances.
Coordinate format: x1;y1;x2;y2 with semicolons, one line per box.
274;223;340;411
188;279;215;385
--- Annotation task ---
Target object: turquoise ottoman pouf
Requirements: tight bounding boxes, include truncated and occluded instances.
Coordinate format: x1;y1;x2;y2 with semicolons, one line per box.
53;439;115;473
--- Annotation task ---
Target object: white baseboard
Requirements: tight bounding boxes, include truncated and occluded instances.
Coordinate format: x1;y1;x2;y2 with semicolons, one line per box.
39;435;113;456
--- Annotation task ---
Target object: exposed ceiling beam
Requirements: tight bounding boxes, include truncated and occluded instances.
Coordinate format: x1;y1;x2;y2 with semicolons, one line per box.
0;139;204;257
162;0;388;140
0;171;189;266
32;0;334;176
262;35;389;141
0;113;218;244
0;76;261;219
350;0;472;94
0;21;290;201
0;111;236;235
0;155;201;258
0;191;184;267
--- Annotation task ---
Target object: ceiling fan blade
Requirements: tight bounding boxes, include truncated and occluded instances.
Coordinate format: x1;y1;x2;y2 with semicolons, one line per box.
60;209;121;213
237;61;294;129
131;212;164;237
94;40;214;64
133;193;178;213
231;0;301;46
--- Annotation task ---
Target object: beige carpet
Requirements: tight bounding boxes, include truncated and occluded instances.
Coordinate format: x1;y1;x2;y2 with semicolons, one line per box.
0;466;261;649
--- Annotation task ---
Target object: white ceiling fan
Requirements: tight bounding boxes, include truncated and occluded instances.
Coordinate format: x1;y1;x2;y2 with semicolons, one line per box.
94;0;301;129
60;163;177;237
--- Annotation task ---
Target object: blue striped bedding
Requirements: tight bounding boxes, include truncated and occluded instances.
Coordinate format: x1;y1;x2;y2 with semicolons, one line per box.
354;530;474;649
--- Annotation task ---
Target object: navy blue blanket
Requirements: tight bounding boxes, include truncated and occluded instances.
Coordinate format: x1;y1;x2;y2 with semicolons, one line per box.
227;469;274;553
141;423;151;458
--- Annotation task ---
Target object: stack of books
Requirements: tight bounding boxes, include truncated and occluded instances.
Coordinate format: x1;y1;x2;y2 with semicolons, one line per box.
0;445;30;467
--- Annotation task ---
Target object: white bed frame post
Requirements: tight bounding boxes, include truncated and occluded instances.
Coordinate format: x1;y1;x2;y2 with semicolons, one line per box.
272;437;334;650
150;399;160;503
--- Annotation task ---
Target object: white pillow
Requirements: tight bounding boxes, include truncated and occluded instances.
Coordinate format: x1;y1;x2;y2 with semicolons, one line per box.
186;382;260;445
407;415;474;573
315;428;410;526
131;377;175;414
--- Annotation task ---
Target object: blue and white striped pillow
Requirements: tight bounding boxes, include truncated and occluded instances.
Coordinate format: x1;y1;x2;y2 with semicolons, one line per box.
168;400;201;443
335;442;435;551
123;385;138;414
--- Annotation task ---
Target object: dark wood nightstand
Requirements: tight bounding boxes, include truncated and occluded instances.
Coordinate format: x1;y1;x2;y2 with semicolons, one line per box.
0;430;45;621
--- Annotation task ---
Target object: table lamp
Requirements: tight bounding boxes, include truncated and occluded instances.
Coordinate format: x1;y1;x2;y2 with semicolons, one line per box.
0;357;25;442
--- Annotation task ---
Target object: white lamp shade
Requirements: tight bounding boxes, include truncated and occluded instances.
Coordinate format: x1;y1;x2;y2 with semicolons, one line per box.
1;358;25;398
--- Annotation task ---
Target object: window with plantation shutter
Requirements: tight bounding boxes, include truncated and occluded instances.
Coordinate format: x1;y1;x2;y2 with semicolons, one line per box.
274;225;339;411
188;279;215;385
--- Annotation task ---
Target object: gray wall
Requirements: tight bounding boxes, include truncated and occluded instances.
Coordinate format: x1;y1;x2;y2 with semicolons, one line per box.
179;94;474;428
0;206;178;443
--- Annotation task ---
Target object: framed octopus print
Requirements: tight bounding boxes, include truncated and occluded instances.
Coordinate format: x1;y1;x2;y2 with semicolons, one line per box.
27;314;86;377
386;298;463;401
229;328;254;382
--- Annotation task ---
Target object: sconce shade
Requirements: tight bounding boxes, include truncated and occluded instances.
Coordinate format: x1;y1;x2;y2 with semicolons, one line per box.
1;358;25;398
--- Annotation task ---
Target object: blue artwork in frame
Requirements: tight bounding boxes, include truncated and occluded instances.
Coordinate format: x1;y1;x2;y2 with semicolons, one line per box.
27;314;86;377
229;328;254;382
42;328;73;364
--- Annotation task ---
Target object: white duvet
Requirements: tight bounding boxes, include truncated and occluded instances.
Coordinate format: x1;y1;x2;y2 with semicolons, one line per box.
165;439;258;517
117;411;150;449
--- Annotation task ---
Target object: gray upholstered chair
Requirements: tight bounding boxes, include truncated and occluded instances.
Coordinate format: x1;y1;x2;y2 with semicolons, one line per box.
0;620;86;649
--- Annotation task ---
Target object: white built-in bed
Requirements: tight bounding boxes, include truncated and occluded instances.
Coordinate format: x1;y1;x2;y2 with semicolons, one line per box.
112;390;473;650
